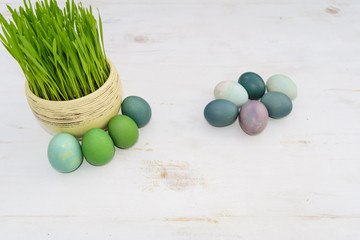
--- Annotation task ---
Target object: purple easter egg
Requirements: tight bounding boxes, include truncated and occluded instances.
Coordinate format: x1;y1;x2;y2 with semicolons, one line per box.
239;100;268;135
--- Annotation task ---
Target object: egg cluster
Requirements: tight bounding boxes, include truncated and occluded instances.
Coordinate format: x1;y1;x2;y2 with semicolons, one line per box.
204;72;297;135
47;96;151;173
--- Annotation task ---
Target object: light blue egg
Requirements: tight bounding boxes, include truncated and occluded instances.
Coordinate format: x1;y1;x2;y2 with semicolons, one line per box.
47;133;83;173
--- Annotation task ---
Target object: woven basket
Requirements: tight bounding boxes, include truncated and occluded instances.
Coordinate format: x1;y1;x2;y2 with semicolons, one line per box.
25;59;122;139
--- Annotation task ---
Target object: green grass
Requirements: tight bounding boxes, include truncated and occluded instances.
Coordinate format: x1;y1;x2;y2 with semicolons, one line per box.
0;0;109;101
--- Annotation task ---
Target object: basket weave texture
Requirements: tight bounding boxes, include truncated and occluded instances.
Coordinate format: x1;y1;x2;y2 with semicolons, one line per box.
25;59;122;138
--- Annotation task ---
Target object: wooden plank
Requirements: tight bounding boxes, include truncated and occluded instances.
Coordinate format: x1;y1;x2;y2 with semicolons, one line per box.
0;0;359;239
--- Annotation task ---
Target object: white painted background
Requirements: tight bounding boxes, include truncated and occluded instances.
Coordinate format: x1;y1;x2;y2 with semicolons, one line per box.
0;0;359;239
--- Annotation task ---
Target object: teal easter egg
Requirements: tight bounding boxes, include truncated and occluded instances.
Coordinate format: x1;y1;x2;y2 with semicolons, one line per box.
121;96;151;128
214;80;248;108
204;99;238;127
238;72;266;100
47;133;83;173
261;92;293;119
266;74;297;100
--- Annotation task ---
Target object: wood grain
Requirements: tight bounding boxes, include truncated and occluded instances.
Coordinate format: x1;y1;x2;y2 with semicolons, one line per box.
0;0;360;239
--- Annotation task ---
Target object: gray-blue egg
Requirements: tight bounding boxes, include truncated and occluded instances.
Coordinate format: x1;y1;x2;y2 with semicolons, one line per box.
260;92;292;119
121;96;151;128
204;99;238;127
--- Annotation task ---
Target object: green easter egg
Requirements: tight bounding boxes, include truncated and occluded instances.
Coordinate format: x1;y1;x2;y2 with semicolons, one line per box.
108;115;139;149
121;96;151;128
81;128;115;166
238;72;266;100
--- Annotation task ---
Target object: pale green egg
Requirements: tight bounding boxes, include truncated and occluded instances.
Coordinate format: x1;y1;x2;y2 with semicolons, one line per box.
214;80;248;108
266;74;297;100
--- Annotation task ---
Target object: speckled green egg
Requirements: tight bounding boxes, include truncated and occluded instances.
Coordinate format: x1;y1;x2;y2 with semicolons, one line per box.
214;80;248;108
81;128;115;166
108;115;139;149
261;92;293;119
204;99;238;127
121;96;151;128
266;74;297;100
238;72;266;100
47;133;83;173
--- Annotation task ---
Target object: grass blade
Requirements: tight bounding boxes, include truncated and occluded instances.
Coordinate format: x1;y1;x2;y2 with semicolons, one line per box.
0;0;109;101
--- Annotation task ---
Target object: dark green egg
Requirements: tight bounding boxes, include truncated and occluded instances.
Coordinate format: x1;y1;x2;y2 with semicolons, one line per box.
238;72;266;100
204;99;238;127
121;96;151;128
260;92;292;119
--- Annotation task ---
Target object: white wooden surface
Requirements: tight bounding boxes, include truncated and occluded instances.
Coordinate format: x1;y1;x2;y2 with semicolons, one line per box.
1;0;360;239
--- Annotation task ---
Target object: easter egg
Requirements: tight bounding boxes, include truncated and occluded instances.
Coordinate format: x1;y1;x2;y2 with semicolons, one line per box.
238;72;266;100
121;96;151;128
239;100;268;135
81;128;115;166
214;80;248;108
261;92;293;119
108;115;139;149
266;74;297;100
47;133;83;173
204;99;238;127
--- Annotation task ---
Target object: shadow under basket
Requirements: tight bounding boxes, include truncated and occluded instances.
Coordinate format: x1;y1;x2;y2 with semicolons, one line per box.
25;59;122;139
